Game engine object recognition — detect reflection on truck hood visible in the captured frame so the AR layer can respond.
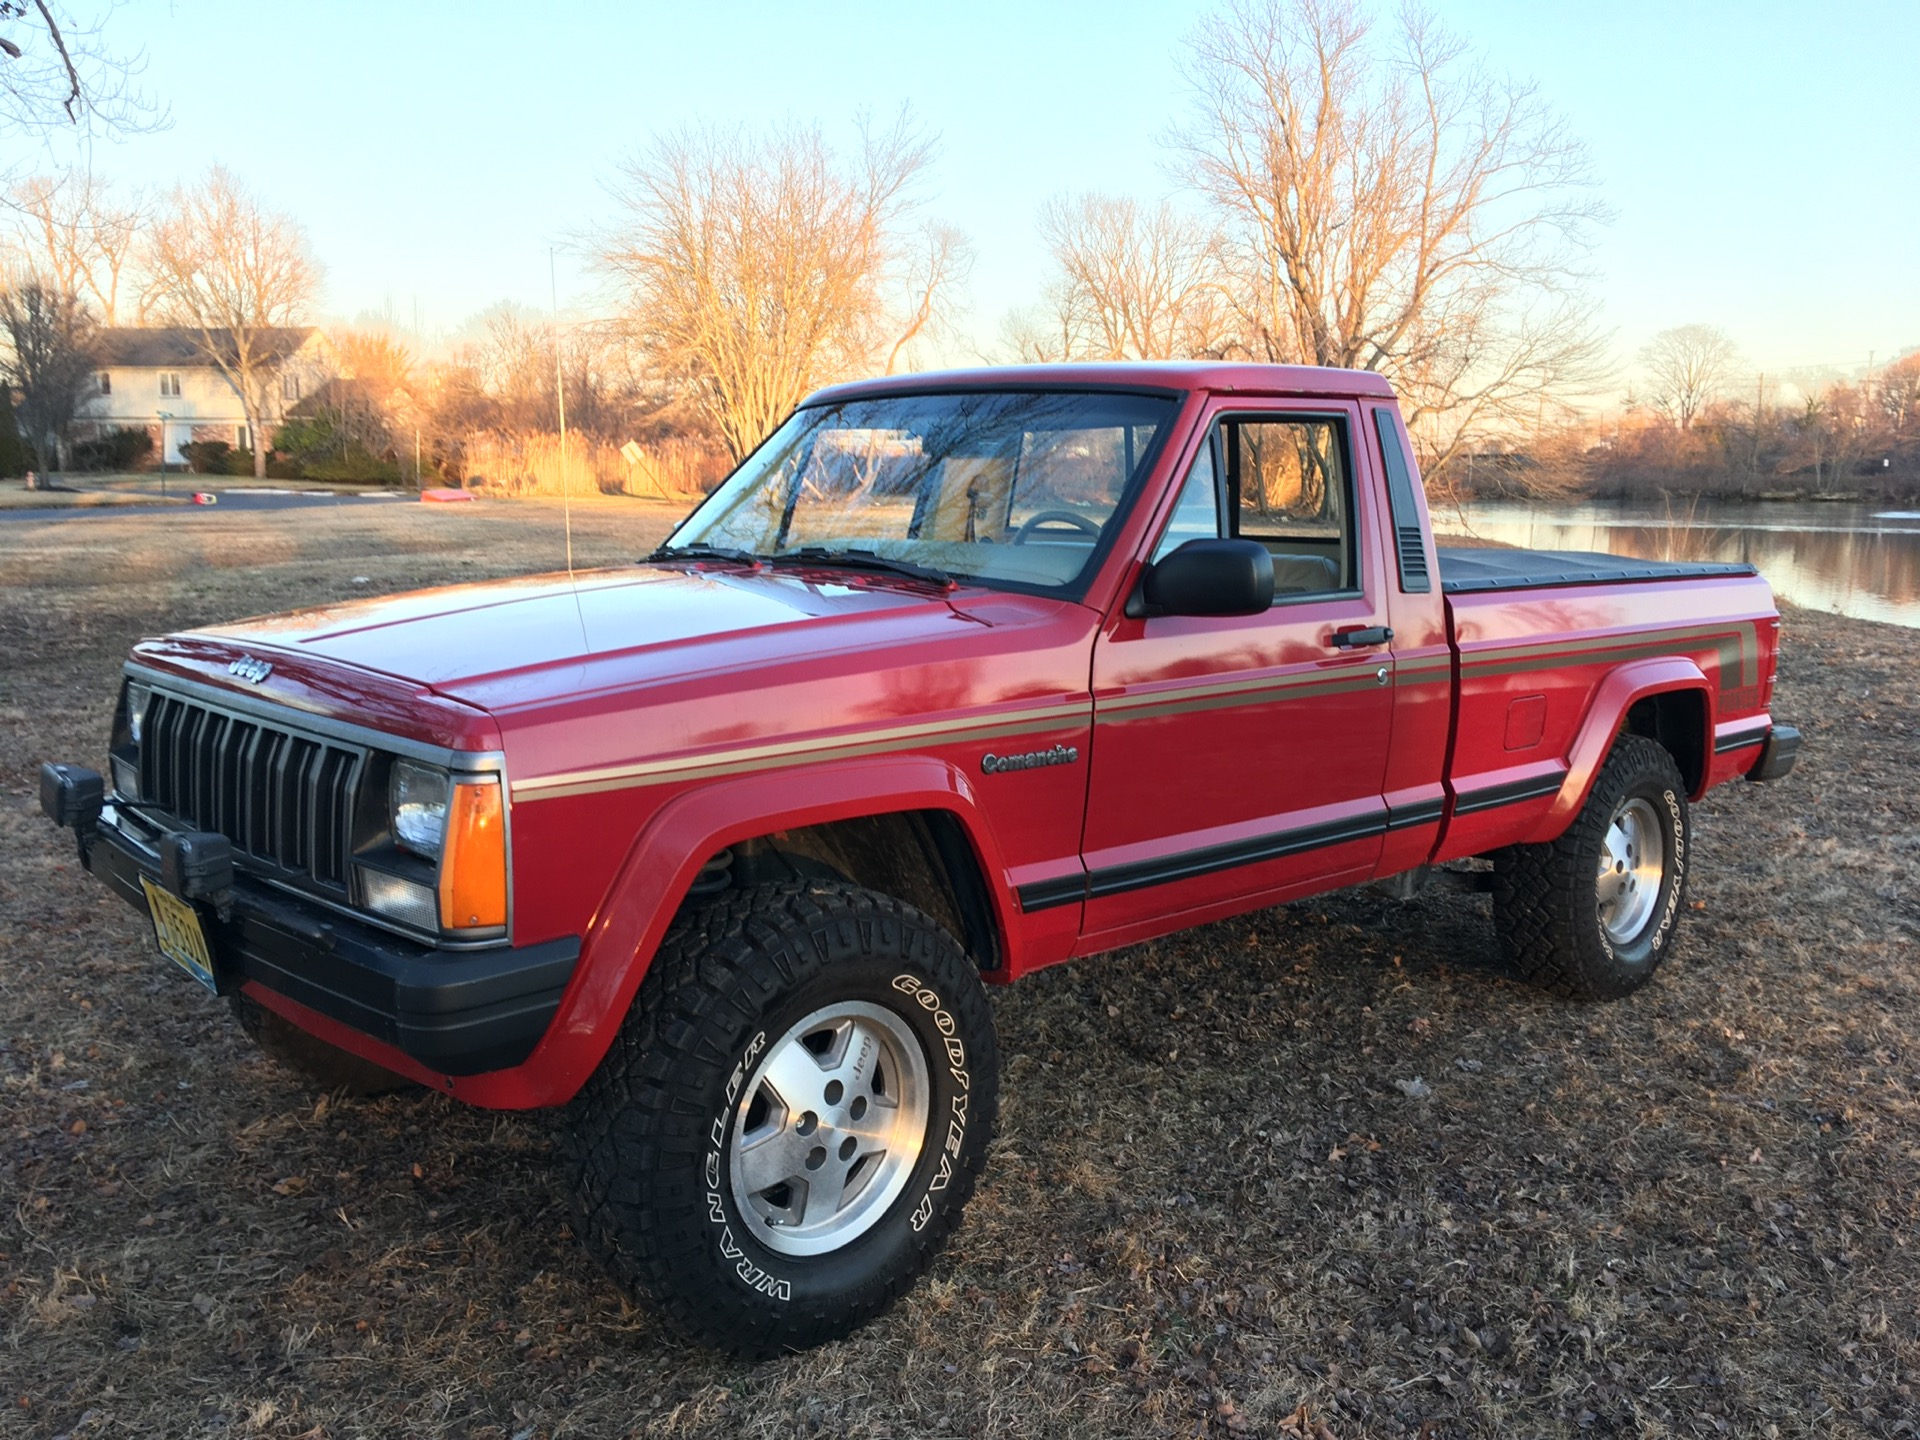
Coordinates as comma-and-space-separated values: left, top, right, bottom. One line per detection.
191, 564, 1031, 712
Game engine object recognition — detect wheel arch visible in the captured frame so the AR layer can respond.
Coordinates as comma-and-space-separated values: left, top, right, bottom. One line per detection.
1523, 656, 1712, 846
500, 755, 1017, 1107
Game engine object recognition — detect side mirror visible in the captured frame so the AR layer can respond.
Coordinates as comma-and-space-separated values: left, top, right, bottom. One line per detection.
1138, 538, 1274, 617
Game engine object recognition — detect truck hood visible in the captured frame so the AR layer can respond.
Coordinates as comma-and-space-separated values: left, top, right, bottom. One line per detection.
186, 563, 1062, 713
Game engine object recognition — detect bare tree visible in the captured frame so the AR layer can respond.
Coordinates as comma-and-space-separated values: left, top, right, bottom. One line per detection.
7, 166, 145, 321
599, 114, 967, 461
1171, 0, 1608, 480
0, 276, 96, 468
1871, 351, 1920, 443
1640, 323, 1738, 430
143, 166, 320, 476
0, 1, 161, 144
1030, 193, 1232, 360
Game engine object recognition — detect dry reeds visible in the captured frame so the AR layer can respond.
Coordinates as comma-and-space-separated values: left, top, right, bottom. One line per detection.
457, 432, 725, 499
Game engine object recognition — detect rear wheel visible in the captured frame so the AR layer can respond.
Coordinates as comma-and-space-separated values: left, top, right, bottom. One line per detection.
1493, 734, 1691, 1000
228, 992, 416, 1096
563, 880, 998, 1357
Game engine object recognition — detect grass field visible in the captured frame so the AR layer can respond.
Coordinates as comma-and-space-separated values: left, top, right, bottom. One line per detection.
2, 499, 1916, 1438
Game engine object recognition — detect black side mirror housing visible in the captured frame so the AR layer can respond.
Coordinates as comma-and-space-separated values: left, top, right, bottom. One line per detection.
1138, 538, 1274, 617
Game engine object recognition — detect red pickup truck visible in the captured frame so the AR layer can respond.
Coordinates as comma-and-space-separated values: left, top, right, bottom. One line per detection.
42, 362, 1798, 1356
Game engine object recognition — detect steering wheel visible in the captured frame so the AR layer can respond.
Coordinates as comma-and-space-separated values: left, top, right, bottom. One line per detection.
1012, 509, 1103, 545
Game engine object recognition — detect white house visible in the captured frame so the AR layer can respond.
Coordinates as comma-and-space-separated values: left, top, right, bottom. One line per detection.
77, 327, 338, 465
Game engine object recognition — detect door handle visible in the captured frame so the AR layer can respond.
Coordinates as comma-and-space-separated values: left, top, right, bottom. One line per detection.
1329, 625, 1393, 649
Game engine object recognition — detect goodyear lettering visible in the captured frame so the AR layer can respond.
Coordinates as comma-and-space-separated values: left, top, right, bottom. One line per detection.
948, 1090, 975, 1159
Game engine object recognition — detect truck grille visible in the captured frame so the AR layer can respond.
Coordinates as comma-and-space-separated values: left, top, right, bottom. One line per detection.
139, 691, 364, 890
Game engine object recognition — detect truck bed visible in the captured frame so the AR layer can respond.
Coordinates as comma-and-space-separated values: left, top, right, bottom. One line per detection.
1436, 547, 1756, 594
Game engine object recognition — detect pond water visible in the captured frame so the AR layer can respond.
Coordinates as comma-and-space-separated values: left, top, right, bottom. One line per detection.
1433, 498, 1920, 630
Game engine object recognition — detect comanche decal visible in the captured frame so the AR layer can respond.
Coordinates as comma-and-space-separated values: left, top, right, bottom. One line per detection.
982, 744, 1078, 774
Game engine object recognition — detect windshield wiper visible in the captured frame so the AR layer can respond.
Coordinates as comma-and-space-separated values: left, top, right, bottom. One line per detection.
646, 542, 763, 567
772, 546, 956, 589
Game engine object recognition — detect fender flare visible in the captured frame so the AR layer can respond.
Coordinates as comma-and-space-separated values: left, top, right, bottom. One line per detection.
1522, 656, 1713, 846
508, 753, 1017, 1105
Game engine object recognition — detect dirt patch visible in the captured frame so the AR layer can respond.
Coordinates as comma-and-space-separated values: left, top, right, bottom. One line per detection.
2, 503, 1915, 1438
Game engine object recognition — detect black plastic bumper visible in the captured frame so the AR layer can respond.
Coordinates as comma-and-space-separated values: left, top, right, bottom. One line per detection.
1748, 724, 1801, 783
80, 806, 577, 1076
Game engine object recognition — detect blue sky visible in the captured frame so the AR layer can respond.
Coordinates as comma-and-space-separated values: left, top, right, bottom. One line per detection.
32, 0, 1920, 390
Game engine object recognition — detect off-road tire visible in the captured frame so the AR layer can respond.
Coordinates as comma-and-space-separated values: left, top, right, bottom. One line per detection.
228, 992, 418, 1096
1493, 734, 1691, 1000
563, 880, 999, 1358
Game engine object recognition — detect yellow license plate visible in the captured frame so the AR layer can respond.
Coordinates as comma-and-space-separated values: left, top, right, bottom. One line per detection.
140, 877, 218, 993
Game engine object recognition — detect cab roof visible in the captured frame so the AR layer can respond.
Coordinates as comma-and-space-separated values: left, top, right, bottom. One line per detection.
805, 360, 1398, 407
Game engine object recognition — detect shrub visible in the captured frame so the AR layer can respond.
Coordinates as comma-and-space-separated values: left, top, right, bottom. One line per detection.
70, 426, 155, 472
271, 412, 402, 484
180, 439, 230, 474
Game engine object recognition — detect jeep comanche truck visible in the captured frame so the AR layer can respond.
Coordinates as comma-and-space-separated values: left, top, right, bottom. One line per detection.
41, 362, 1800, 1356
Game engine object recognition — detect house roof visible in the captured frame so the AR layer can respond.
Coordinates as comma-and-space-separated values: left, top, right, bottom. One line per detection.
92, 327, 319, 368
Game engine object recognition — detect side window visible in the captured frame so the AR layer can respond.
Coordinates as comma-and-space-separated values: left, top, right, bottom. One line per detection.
1221, 416, 1355, 595
1150, 438, 1220, 561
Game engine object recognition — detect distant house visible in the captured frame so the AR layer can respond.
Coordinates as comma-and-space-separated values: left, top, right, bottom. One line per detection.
77, 327, 338, 465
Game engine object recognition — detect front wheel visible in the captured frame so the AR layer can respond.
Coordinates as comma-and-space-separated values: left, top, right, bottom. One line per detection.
563, 881, 998, 1357
1493, 734, 1691, 1000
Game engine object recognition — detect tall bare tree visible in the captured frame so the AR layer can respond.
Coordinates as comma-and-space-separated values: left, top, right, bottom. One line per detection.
143, 166, 320, 476
0, 276, 96, 468
7, 167, 145, 322
1171, 0, 1607, 479
1874, 352, 1920, 442
1030, 193, 1232, 360
599, 114, 967, 461
1639, 323, 1738, 430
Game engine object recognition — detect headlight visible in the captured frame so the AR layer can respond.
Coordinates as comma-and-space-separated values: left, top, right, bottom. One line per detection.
369, 762, 507, 935
110, 754, 141, 801
126, 682, 152, 743
390, 760, 451, 858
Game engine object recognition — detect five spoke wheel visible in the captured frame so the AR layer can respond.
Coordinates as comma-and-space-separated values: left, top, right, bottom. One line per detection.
1596, 795, 1665, 945
730, 1001, 930, 1256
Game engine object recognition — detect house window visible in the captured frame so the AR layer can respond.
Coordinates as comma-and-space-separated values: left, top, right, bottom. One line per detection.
159, 372, 181, 398
237, 426, 250, 452
282, 373, 300, 402
97, 371, 111, 396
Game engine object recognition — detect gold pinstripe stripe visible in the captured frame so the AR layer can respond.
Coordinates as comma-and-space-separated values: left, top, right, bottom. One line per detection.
511, 701, 1090, 800
1458, 621, 1760, 686
1098, 663, 1385, 715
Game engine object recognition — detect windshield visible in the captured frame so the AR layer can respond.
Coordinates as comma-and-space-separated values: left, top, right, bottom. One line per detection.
662, 390, 1175, 593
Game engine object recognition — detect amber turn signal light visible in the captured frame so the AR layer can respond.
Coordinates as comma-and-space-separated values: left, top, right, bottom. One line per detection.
438, 778, 507, 931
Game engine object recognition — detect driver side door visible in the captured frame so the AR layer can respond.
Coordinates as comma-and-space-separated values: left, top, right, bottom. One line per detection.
1076, 400, 1397, 952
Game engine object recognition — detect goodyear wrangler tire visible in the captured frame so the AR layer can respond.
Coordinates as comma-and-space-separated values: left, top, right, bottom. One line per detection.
1492, 734, 1691, 1001
563, 880, 999, 1357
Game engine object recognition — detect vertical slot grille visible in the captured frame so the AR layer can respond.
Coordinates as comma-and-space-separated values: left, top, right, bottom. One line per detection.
137, 690, 362, 891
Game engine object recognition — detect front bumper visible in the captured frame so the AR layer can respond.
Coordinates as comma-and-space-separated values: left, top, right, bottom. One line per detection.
51, 772, 576, 1077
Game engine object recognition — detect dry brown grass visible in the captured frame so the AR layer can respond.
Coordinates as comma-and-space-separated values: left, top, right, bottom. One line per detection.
1, 500, 1916, 1438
